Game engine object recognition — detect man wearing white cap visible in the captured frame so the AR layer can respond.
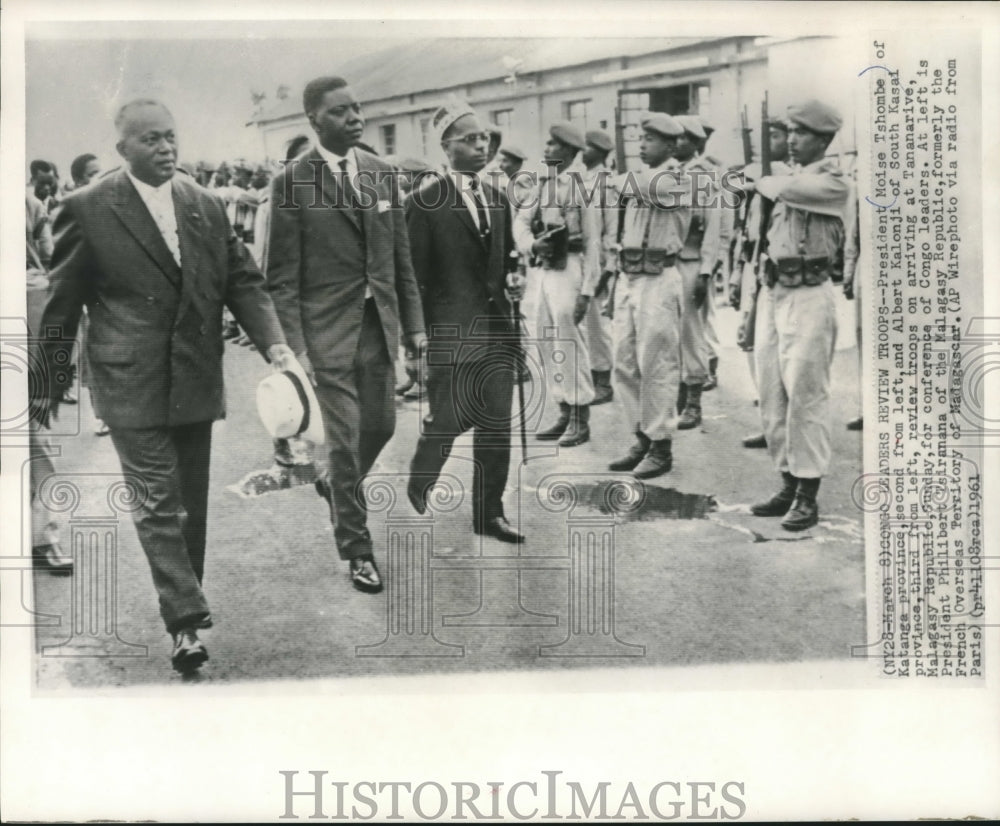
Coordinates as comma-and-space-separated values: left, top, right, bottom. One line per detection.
580, 128, 618, 406
748, 99, 849, 531
672, 115, 722, 431
607, 113, 693, 479
513, 121, 603, 447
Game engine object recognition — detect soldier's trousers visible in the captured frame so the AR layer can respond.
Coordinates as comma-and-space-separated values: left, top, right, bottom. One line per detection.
612, 267, 683, 441
755, 280, 838, 479
677, 258, 711, 385
534, 254, 595, 407
585, 291, 613, 373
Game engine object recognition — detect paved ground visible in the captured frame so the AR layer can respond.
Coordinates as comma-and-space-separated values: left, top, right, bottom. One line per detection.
30, 293, 866, 688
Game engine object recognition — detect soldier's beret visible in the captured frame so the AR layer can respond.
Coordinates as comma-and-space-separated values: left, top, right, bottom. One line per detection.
767, 118, 790, 133
675, 115, 706, 140
584, 129, 614, 152
640, 112, 683, 138
787, 99, 843, 135
549, 121, 586, 151
498, 144, 528, 161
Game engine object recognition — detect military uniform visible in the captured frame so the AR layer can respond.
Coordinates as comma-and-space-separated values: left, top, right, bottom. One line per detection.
580, 128, 619, 405
673, 116, 723, 429
608, 113, 692, 478
751, 99, 849, 530
514, 123, 603, 447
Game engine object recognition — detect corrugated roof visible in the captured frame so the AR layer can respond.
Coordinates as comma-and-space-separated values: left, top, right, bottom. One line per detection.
251, 36, 710, 124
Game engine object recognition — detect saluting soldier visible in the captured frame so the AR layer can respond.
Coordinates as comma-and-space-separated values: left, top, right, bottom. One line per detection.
749, 99, 849, 531
607, 113, 692, 479
513, 121, 603, 447
672, 115, 722, 430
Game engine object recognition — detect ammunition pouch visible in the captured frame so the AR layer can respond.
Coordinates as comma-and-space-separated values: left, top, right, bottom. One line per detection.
620, 247, 677, 275
763, 255, 832, 288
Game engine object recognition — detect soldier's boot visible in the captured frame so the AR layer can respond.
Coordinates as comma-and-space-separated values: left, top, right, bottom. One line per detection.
676, 382, 688, 415
536, 402, 571, 441
559, 405, 591, 447
591, 370, 614, 405
782, 477, 821, 531
632, 438, 673, 479
703, 357, 719, 391
677, 384, 703, 430
608, 431, 651, 472
751, 471, 797, 517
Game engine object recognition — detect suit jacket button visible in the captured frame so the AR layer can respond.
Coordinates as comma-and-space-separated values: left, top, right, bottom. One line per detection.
146, 296, 155, 303
200, 325, 207, 335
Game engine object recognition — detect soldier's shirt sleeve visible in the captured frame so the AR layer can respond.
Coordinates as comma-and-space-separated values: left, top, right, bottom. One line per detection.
579, 198, 603, 297
757, 166, 849, 218
512, 196, 538, 257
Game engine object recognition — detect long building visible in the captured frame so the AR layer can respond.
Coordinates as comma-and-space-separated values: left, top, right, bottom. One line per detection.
250, 35, 860, 172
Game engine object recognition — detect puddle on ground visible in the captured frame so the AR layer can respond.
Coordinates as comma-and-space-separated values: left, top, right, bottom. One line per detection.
573, 481, 717, 520
227, 463, 318, 499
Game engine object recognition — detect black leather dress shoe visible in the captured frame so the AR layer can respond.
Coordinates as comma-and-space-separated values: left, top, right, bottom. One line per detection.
32, 543, 74, 575
741, 433, 767, 449
314, 474, 336, 524
846, 416, 863, 431
350, 555, 383, 593
474, 516, 525, 544
406, 477, 428, 514
170, 628, 208, 673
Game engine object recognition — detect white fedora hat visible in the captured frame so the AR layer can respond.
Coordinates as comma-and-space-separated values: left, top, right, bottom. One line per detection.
256, 359, 325, 445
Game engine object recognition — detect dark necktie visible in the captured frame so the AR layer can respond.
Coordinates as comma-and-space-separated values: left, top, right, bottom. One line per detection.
339, 158, 364, 236
469, 178, 490, 242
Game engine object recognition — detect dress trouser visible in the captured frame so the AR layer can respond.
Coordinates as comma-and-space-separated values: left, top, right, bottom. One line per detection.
677, 258, 710, 385
409, 338, 516, 527
534, 253, 595, 407
612, 267, 683, 441
313, 299, 396, 561
109, 421, 213, 634
754, 280, 838, 478
29, 420, 60, 549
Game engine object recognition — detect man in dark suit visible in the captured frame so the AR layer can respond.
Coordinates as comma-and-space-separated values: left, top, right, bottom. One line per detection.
404, 100, 525, 543
35, 99, 296, 673
267, 76, 426, 592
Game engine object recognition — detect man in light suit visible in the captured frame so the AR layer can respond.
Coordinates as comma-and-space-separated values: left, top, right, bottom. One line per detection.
268, 76, 426, 593
405, 99, 525, 543
36, 99, 296, 673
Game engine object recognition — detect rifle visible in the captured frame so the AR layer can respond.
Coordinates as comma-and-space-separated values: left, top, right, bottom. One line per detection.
728, 106, 754, 307
736, 95, 773, 350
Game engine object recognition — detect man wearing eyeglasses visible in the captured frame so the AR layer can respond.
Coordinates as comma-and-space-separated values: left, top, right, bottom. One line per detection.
405, 99, 525, 543
513, 121, 603, 448
268, 76, 426, 593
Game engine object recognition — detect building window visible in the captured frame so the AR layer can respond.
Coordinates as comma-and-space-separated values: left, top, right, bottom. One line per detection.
647, 83, 710, 116
490, 109, 514, 131
564, 99, 592, 131
380, 124, 397, 157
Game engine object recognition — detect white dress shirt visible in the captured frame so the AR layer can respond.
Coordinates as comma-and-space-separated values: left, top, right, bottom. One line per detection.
127, 171, 181, 267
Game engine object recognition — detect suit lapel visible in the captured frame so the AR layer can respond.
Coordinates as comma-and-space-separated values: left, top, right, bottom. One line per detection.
315, 149, 362, 234
109, 171, 182, 291
173, 178, 209, 323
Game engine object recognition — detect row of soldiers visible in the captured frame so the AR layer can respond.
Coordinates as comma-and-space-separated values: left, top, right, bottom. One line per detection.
497, 99, 851, 532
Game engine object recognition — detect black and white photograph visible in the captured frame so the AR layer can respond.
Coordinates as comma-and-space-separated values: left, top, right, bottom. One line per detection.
2, 1, 997, 822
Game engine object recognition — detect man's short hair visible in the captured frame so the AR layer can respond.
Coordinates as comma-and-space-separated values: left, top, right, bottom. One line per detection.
302, 76, 349, 115
114, 99, 173, 135
29, 159, 55, 179
70, 153, 98, 184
